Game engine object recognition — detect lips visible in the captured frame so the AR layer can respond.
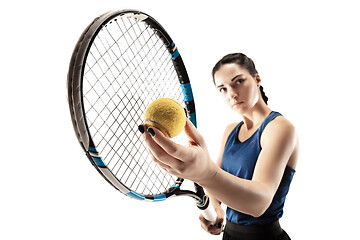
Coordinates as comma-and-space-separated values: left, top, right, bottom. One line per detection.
231, 102, 243, 108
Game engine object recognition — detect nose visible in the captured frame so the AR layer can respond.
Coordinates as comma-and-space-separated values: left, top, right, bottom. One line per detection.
228, 88, 238, 100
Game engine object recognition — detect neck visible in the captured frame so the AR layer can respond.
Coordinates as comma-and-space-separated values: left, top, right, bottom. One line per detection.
241, 101, 271, 130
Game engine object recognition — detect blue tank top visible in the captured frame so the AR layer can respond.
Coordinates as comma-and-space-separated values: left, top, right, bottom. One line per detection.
222, 111, 295, 225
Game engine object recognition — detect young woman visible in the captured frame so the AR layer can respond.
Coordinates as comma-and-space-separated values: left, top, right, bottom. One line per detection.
139, 53, 299, 240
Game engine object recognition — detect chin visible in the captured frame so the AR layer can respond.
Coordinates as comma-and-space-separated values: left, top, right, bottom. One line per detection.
231, 104, 251, 115
231, 106, 245, 114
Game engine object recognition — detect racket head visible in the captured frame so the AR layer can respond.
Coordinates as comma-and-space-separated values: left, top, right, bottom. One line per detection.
67, 10, 196, 201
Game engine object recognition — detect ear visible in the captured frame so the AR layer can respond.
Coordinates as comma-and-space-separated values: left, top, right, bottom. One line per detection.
255, 74, 261, 87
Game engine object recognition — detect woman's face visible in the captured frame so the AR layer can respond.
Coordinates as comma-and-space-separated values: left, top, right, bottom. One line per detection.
214, 63, 260, 114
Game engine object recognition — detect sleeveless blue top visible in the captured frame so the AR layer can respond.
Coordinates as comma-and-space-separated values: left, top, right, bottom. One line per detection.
222, 111, 295, 225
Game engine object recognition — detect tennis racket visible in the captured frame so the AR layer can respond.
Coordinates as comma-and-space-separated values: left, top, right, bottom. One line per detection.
67, 9, 217, 224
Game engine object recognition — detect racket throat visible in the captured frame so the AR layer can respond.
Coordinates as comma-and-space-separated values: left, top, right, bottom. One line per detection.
193, 183, 210, 210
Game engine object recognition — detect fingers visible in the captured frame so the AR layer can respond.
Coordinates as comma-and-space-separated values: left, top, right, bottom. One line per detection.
142, 124, 191, 160
148, 151, 171, 172
138, 120, 209, 181
199, 204, 225, 235
199, 214, 224, 235
184, 118, 206, 147
148, 126, 187, 158
139, 124, 188, 174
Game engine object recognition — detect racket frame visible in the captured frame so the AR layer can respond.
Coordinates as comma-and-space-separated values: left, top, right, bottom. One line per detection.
67, 10, 215, 220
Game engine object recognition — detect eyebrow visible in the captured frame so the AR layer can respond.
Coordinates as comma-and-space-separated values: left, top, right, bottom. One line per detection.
216, 74, 245, 88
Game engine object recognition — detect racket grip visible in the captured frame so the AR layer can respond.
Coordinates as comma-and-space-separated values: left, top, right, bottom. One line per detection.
197, 195, 217, 224
201, 203, 217, 224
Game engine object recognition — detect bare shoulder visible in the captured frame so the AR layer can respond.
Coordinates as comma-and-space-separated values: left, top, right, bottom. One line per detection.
265, 115, 296, 138
220, 122, 239, 146
216, 122, 240, 167
224, 122, 239, 136
261, 115, 299, 169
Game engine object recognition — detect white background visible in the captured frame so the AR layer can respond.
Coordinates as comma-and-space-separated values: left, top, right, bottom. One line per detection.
1, 0, 359, 239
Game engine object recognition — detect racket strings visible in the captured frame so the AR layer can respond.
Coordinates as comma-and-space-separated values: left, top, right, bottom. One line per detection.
83, 15, 185, 196
103, 18, 177, 194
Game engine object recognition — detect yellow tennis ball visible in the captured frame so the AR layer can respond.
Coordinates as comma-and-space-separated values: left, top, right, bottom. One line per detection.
144, 98, 186, 138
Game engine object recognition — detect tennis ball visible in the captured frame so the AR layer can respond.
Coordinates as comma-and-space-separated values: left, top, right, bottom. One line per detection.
144, 98, 186, 138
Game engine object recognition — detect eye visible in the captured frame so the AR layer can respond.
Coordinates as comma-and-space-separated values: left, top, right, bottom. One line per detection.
219, 87, 226, 93
236, 79, 244, 84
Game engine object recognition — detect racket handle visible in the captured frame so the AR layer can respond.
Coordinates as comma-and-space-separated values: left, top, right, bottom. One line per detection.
194, 183, 218, 224
197, 195, 217, 224
201, 202, 217, 224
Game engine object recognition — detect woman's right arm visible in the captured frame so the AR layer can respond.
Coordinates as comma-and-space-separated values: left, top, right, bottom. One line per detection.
199, 123, 237, 235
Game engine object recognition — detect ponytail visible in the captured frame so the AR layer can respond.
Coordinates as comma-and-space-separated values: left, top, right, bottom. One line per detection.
259, 85, 268, 105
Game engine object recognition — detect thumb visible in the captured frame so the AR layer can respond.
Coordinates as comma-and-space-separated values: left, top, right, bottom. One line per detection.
184, 118, 206, 147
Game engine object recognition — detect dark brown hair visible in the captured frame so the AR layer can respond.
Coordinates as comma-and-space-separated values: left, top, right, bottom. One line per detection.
212, 53, 268, 105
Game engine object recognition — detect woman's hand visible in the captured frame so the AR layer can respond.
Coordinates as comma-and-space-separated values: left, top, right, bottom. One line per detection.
139, 118, 218, 185
199, 205, 225, 235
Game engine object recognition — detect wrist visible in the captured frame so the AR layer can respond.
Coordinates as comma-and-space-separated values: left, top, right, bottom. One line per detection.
198, 162, 220, 187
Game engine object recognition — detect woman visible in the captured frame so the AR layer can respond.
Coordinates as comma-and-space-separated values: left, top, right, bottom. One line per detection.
139, 53, 299, 240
